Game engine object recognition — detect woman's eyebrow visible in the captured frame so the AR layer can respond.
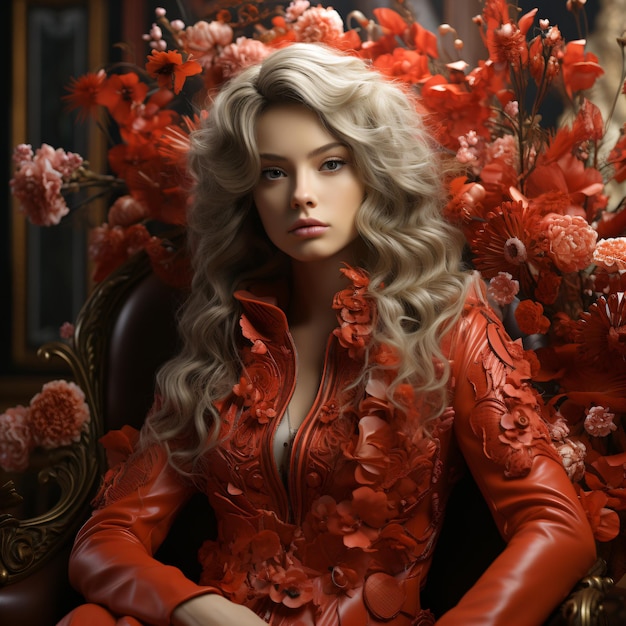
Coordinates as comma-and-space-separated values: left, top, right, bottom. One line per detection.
259, 142, 346, 162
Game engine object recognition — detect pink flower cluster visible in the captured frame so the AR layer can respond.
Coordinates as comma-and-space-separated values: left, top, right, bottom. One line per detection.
9, 144, 83, 226
0, 380, 90, 473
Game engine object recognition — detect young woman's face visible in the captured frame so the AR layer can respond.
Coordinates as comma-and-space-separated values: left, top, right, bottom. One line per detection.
252, 104, 365, 264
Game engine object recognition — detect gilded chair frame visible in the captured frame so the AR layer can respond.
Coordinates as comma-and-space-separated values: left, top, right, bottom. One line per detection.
0, 253, 153, 586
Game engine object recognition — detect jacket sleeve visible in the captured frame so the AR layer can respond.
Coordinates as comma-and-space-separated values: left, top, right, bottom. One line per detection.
437, 296, 597, 626
68, 442, 220, 626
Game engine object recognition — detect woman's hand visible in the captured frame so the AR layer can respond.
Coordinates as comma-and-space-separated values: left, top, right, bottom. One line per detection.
171, 593, 269, 626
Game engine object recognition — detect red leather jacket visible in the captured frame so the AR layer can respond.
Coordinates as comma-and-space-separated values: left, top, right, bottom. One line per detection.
64, 270, 596, 626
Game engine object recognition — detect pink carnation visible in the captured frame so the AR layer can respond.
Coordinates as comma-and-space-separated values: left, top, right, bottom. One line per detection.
584, 405, 617, 437
29, 380, 90, 449
285, 0, 311, 21
487, 271, 520, 306
217, 37, 271, 79
59, 322, 75, 339
10, 143, 83, 226
542, 212, 597, 273
0, 406, 33, 472
182, 20, 233, 68
592, 237, 626, 273
293, 6, 344, 43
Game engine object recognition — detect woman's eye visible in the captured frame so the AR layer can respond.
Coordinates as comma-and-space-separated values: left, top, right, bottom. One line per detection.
321, 159, 346, 172
261, 167, 285, 180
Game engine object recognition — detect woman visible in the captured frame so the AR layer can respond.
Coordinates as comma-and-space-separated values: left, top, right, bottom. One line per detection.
58, 43, 596, 626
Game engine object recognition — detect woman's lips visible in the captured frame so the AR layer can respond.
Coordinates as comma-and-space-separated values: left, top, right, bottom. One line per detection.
289, 219, 329, 237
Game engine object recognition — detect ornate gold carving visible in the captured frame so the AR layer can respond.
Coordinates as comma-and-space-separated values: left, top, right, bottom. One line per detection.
0, 254, 152, 585
560, 559, 616, 626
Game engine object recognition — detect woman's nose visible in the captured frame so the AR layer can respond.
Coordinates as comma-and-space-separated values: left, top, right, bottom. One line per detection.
290, 172, 317, 209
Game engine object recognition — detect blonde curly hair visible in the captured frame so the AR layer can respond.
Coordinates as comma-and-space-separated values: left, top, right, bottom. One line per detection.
144, 43, 471, 475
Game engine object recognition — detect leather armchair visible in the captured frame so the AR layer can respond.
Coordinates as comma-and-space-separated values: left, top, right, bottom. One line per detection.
0, 250, 623, 626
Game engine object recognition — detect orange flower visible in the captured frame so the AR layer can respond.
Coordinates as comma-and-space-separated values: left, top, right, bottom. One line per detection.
29, 380, 90, 449
145, 49, 202, 94
514, 299, 551, 335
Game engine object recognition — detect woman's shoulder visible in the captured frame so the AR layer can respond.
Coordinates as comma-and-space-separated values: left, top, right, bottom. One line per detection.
448, 271, 524, 367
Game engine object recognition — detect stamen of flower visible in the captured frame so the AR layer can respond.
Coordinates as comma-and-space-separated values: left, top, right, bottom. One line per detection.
503, 237, 528, 264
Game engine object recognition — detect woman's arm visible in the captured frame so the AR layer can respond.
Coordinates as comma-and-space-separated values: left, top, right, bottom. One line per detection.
439, 303, 597, 626
68, 444, 219, 626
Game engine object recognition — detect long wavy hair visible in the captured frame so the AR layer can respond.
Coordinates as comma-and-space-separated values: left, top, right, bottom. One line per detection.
143, 42, 472, 475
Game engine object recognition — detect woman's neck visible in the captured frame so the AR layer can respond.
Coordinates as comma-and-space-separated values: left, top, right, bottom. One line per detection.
288, 257, 348, 328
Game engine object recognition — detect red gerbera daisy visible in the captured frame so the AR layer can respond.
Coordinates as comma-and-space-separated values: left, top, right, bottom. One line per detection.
470, 201, 542, 295
577, 293, 626, 366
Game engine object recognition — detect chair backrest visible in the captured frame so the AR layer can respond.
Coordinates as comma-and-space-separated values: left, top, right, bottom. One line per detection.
0, 250, 185, 625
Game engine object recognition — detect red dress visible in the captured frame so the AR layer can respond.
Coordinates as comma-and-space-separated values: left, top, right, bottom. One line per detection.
58, 269, 596, 626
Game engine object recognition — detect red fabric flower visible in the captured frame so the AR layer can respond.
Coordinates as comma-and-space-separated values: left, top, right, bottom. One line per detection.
332, 266, 374, 359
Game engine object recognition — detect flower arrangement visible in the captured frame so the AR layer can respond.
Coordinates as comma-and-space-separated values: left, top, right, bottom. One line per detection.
0, 380, 90, 472
7, 0, 626, 579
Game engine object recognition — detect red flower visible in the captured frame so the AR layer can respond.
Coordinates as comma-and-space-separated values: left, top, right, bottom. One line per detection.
561, 40, 604, 97
576, 488, 621, 542
268, 565, 314, 608
89, 223, 152, 282
96, 72, 148, 125
62, 69, 106, 121
99, 424, 140, 469
514, 299, 551, 335
470, 201, 540, 293
577, 293, 626, 365
145, 49, 202, 94
373, 48, 430, 84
